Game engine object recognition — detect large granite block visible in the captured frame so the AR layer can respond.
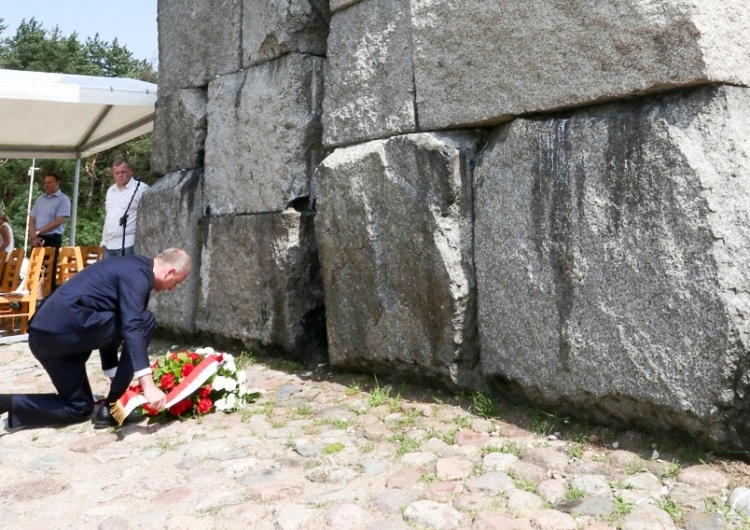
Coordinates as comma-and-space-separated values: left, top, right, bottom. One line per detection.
204, 53, 324, 215
474, 86, 750, 451
242, 0, 330, 67
136, 169, 205, 334
151, 88, 207, 176
316, 132, 481, 386
157, 0, 242, 90
322, 0, 416, 148
412, 0, 750, 130
195, 210, 326, 364
330, 0, 362, 13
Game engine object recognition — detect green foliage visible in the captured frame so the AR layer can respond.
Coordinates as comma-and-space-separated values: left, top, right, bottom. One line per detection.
656, 497, 681, 520
531, 410, 559, 436
387, 433, 422, 456
368, 378, 392, 408
470, 391, 495, 419
565, 486, 585, 500
480, 441, 521, 457
322, 442, 345, 455
567, 443, 584, 460
608, 495, 634, 522
0, 16, 156, 250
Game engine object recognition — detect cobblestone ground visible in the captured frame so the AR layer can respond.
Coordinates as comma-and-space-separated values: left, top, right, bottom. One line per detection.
2, 338, 750, 530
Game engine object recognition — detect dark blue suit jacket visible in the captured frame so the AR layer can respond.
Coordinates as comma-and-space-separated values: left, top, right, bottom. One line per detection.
29, 255, 155, 373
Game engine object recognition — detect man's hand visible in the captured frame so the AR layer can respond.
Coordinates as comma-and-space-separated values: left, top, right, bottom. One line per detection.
139, 374, 167, 411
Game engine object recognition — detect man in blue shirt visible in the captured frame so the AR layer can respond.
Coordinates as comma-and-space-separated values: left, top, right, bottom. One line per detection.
28, 172, 70, 249
28, 172, 71, 292
0, 248, 191, 432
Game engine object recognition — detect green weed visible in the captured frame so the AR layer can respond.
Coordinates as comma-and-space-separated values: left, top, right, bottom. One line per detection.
470, 391, 495, 418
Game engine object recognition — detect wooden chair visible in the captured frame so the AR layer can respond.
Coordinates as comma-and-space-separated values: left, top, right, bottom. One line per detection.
56, 246, 85, 286
0, 247, 49, 334
81, 245, 104, 267
37, 246, 56, 300
0, 248, 26, 293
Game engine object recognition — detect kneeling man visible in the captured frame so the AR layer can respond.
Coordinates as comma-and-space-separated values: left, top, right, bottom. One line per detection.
0, 248, 191, 432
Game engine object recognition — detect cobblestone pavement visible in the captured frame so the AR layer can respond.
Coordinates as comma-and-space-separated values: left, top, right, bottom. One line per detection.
2, 339, 750, 530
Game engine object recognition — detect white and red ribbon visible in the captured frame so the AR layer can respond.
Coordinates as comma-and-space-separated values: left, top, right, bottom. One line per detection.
110, 354, 221, 426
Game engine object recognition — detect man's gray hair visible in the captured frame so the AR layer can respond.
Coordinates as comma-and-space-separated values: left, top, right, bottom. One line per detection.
156, 248, 191, 275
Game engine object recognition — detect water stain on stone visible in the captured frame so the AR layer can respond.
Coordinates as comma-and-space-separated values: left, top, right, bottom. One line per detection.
531, 118, 576, 370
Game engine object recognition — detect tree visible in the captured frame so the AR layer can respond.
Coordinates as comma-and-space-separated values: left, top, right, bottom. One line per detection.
0, 17, 157, 249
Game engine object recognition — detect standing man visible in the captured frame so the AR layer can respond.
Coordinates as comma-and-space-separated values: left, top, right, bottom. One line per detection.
101, 157, 150, 258
28, 172, 70, 249
0, 248, 191, 433
28, 172, 71, 293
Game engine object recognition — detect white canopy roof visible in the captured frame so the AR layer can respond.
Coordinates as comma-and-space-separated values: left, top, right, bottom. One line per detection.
0, 68, 157, 159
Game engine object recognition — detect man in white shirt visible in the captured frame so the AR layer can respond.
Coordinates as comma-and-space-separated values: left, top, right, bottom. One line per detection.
101, 158, 150, 258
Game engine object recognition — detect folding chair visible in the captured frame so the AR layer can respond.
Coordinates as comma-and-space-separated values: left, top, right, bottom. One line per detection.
57, 246, 85, 286
81, 245, 104, 267
0, 247, 49, 334
0, 249, 26, 293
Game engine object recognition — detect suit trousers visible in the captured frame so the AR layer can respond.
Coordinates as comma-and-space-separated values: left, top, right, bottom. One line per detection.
11, 311, 155, 428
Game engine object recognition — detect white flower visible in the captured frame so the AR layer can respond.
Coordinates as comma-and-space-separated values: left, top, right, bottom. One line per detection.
236, 370, 247, 384
224, 377, 237, 392
194, 346, 216, 355
212, 375, 237, 393
212, 375, 229, 392
215, 393, 237, 412
221, 355, 237, 373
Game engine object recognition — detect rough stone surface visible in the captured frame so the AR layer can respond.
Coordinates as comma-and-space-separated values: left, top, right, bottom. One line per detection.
403, 500, 462, 530
411, 0, 750, 131
475, 85, 750, 451
620, 504, 677, 530
194, 209, 326, 364
136, 169, 204, 333
242, 0, 330, 67
322, 0, 416, 148
677, 465, 730, 492
315, 132, 480, 385
330, 0, 362, 13
204, 53, 324, 215
729, 487, 750, 517
683, 511, 726, 530
2, 338, 750, 529
148, 0, 750, 456
151, 88, 208, 175
157, 0, 242, 90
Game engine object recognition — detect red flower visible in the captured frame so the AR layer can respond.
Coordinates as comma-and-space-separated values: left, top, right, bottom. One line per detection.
181, 363, 195, 377
189, 353, 201, 363
196, 398, 213, 414
171, 353, 179, 361
160, 373, 175, 391
199, 384, 212, 398
168, 398, 193, 416
143, 404, 159, 416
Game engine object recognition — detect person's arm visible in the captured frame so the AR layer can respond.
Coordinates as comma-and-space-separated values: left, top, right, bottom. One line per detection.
118, 265, 165, 409
0, 223, 10, 247
27, 214, 43, 247
139, 374, 166, 410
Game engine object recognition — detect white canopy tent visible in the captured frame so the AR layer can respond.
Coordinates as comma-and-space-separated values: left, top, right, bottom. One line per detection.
0, 68, 157, 245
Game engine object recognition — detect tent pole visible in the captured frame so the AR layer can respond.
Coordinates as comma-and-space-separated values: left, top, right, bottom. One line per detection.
70, 156, 81, 245
23, 160, 39, 255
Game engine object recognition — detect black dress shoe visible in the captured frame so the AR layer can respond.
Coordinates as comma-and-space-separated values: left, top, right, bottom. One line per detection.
92, 404, 144, 429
